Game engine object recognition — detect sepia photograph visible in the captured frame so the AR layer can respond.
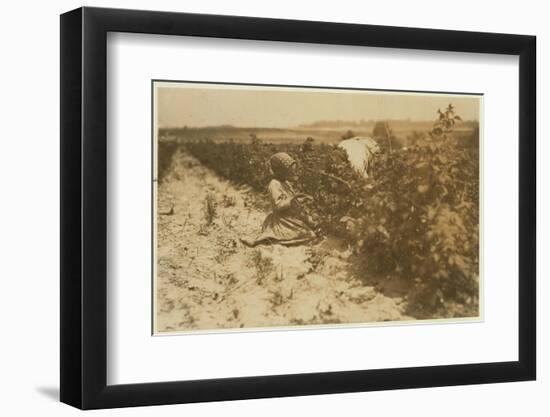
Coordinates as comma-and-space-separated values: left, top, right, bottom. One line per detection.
153, 81, 481, 334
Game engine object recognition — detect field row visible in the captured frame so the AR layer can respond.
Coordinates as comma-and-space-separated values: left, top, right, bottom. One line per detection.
159, 128, 479, 316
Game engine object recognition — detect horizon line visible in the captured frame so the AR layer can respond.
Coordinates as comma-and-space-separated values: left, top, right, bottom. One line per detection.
158, 119, 480, 130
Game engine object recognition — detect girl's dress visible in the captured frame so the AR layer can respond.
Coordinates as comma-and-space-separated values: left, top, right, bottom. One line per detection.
246, 179, 315, 246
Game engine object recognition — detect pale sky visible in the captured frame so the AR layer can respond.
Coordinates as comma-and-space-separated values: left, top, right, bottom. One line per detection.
156, 82, 481, 128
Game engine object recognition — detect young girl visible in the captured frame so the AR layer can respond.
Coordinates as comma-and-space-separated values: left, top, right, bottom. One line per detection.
240, 152, 316, 247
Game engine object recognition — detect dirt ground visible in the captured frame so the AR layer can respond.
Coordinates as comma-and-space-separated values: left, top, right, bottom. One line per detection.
155, 151, 412, 333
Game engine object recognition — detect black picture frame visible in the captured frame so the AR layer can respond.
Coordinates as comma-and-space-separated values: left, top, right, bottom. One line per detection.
60, 6, 536, 410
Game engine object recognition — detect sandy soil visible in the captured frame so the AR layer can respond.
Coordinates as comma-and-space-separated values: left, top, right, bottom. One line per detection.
155, 151, 411, 333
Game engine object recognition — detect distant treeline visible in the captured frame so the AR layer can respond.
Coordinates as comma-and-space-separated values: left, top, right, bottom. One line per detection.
299, 119, 479, 130
159, 119, 478, 134
158, 119, 479, 148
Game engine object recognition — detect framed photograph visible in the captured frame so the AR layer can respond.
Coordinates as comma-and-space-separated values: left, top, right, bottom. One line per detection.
60, 6, 536, 409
